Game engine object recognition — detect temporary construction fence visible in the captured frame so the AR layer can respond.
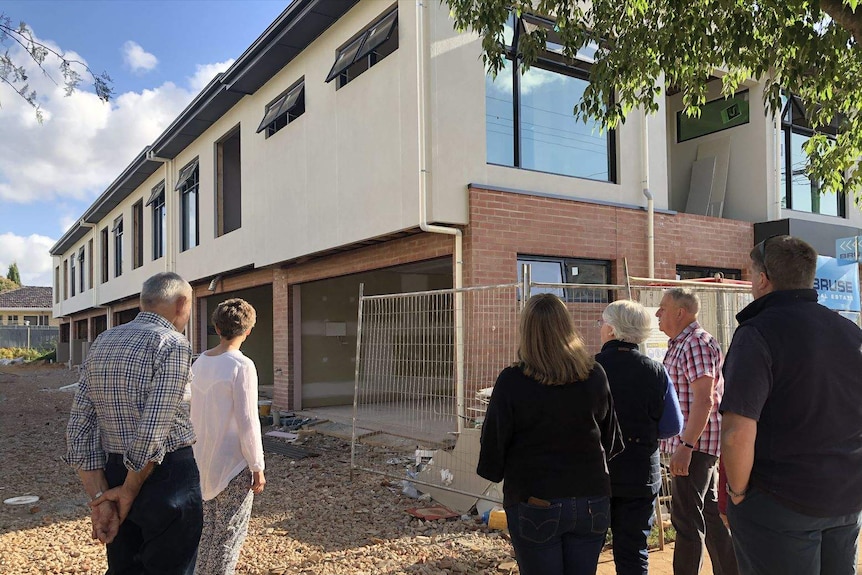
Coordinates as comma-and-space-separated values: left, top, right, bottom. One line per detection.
350, 275, 753, 516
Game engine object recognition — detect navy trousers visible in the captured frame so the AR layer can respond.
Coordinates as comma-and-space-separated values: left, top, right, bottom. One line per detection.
505, 495, 610, 575
611, 495, 656, 575
728, 487, 862, 575
104, 447, 203, 575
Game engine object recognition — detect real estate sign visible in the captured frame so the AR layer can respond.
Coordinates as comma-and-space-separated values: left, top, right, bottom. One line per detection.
815, 255, 860, 312
836, 236, 862, 266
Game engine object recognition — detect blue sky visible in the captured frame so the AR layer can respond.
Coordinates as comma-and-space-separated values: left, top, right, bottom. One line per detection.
0, 0, 290, 285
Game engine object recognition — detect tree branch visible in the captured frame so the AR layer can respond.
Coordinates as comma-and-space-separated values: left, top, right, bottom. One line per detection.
821, 0, 862, 42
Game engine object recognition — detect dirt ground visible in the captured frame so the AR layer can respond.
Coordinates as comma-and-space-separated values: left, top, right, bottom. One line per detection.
0, 364, 523, 575
11, 364, 855, 575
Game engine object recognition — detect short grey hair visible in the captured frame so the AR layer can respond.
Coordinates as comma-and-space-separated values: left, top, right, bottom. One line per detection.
664, 287, 700, 315
140, 272, 191, 308
603, 300, 652, 344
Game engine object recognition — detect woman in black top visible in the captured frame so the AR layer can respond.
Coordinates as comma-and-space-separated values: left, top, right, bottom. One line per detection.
595, 300, 683, 575
477, 294, 624, 575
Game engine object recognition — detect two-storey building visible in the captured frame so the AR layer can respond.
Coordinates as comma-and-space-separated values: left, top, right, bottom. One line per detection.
50, 0, 862, 412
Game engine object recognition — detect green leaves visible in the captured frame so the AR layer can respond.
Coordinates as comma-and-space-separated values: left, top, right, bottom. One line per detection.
444, 0, 862, 203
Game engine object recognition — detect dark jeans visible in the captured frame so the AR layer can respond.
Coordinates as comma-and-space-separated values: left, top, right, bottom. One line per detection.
728, 487, 862, 575
671, 451, 738, 575
104, 447, 203, 575
611, 495, 656, 575
505, 495, 610, 575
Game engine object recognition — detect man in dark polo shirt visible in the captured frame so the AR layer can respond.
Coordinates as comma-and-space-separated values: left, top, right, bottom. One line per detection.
720, 235, 862, 575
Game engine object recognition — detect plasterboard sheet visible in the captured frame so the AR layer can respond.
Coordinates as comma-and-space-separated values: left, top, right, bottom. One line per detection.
696, 137, 731, 216
415, 428, 492, 513
685, 157, 716, 216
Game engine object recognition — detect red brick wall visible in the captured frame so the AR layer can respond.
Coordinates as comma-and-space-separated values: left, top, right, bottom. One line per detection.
460, 186, 755, 398
465, 187, 754, 287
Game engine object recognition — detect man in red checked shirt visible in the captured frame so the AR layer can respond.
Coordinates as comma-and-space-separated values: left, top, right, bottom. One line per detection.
656, 288, 738, 575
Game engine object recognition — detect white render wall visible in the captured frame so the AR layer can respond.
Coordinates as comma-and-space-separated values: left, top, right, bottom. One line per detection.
427, 3, 670, 212
55, 0, 700, 319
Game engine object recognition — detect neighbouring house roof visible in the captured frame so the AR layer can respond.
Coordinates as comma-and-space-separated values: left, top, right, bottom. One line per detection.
0, 286, 54, 309
50, 0, 360, 256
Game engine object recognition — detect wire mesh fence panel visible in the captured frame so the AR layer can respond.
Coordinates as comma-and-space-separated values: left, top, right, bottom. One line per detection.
350, 279, 754, 509
630, 282, 753, 355
351, 285, 520, 508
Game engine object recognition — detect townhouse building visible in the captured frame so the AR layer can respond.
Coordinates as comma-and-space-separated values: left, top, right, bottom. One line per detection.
50, 0, 862, 412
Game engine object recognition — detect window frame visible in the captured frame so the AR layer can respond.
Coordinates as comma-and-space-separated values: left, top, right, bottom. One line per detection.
112, 216, 123, 277
325, 8, 398, 89
78, 247, 85, 293
148, 181, 166, 261
486, 13, 616, 183
70, 254, 76, 297
177, 159, 200, 252
100, 227, 109, 284
517, 255, 612, 303
132, 199, 144, 269
780, 95, 846, 217
257, 79, 305, 137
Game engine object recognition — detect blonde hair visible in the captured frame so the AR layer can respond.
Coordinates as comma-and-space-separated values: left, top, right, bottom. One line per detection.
211, 298, 256, 339
603, 300, 651, 344
516, 294, 595, 385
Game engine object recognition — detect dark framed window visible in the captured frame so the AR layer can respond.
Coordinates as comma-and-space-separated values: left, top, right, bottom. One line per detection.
63, 259, 68, 300
676, 265, 741, 281
257, 80, 304, 137
486, 14, 615, 182
132, 200, 144, 269
325, 8, 398, 89
677, 91, 750, 142
87, 239, 93, 289
147, 181, 166, 260
70, 254, 76, 297
517, 255, 611, 302
112, 216, 123, 277
100, 227, 109, 284
78, 247, 85, 293
54, 266, 60, 303
176, 159, 200, 251
780, 94, 846, 217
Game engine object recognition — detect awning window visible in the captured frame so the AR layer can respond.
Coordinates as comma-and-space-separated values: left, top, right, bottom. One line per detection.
256, 81, 305, 134
145, 181, 165, 206
174, 158, 199, 191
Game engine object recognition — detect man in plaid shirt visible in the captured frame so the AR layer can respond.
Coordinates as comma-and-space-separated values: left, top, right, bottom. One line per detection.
657, 287, 738, 575
66, 272, 202, 574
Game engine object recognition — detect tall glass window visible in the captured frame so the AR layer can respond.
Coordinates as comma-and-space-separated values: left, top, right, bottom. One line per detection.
485, 14, 614, 182
780, 95, 845, 217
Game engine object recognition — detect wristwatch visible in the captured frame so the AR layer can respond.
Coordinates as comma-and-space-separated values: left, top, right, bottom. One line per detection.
679, 438, 696, 449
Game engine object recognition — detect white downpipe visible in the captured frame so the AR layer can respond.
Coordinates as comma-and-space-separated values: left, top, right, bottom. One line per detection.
146, 152, 174, 273
416, 0, 465, 432
642, 112, 655, 279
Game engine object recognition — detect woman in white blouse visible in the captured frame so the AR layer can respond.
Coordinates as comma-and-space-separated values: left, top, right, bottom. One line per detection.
190, 298, 265, 575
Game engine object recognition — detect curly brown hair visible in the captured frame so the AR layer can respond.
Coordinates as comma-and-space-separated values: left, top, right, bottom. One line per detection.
211, 298, 256, 339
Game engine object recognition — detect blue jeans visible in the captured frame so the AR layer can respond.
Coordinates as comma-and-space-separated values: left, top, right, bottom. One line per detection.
728, 486, 862, 575
611, 495, 655, 575
505, 495, 610, 575
104, 447, 203, 575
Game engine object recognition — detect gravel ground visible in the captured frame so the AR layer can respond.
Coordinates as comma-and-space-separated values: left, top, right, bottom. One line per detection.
0, 364, 519, 575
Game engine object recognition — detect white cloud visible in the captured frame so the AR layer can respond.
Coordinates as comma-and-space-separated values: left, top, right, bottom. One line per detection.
122, 41, 158, 73
0, 233, 56, 286
188, 59, 235, 92
0, 31, 224, 207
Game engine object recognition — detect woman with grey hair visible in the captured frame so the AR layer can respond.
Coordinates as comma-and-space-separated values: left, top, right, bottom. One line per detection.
596, 300, 683, 575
